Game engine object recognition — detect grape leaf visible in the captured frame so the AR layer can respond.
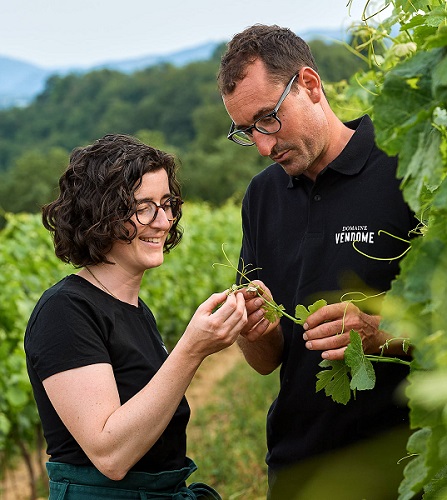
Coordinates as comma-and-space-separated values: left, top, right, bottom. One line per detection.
294, 305, 310, 325
316, 359, 351, 405
398, 428, 431, 500
308, 299, 328, 314
344, 330, 376, 391
294, 299, 327, 325
262, 301, 285, 323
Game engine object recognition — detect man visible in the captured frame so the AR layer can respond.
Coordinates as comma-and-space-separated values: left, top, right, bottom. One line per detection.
218, 25, 415, 499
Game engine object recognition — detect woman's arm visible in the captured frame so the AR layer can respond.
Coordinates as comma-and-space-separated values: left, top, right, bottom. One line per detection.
43, 290, 247, 480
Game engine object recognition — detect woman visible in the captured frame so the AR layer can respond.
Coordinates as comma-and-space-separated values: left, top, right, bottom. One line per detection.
24, 134, 253, 499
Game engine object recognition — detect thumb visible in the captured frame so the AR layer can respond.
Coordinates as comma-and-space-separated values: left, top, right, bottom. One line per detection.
199, 290, 230, 314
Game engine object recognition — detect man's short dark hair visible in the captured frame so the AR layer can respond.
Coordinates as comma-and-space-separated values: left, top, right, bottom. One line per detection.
217, 24, 320, 95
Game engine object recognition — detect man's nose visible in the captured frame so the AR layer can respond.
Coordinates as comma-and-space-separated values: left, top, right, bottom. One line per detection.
252, 130, 276, 157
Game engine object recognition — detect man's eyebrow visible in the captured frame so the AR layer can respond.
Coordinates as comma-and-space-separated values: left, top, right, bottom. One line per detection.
235, 106, 274, 130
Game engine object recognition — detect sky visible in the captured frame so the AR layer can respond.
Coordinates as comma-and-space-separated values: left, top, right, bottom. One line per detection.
0, 0, 375, 69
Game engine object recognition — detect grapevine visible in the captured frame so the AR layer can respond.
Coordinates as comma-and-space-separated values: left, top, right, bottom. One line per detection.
216, 245, 412, 405
349, 1, 447, 497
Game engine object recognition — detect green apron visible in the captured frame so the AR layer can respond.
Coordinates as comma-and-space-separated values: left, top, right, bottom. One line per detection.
46, 458, 221, 499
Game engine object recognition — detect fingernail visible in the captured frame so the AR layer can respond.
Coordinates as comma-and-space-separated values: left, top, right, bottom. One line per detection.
303, 333, 308, 341
305, 341, 312, 349
303, 322, 309, 330
322, 352, 329, 359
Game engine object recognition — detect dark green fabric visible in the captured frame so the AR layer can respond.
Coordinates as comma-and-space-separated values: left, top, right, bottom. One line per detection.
46, 458, 221, 499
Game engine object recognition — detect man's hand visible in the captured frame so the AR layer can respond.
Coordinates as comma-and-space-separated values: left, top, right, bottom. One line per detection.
303, 302, 384, 360
235, 280, 283, 375
239, 280, 280, 342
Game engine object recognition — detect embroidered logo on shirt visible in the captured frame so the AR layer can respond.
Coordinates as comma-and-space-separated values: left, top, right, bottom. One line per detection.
335, 226, 375, 245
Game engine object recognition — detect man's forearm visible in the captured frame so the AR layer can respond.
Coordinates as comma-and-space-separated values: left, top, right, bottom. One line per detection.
237, 326, 284, 375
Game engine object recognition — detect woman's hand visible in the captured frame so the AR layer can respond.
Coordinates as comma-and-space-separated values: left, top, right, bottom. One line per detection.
181, 290, 248, 359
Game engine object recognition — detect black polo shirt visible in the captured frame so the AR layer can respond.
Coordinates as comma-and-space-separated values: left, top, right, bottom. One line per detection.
239, 115, 415, 470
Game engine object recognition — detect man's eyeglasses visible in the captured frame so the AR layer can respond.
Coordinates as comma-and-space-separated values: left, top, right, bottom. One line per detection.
134, 196, 183, 225
227, 73, 298, 147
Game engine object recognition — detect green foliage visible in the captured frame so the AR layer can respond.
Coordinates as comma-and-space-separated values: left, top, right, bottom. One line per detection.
345, 330, 376, 391
180, 138, 269, 204
0, 62, 220, 170
346, 1, 447, 497
294, 299, 328, 325
0, 213, 68, 479
0, 147, 68, 216
316, 359, 351, 405
316, 331, 377, 405
0, 43, 368, 210
309, 39, 369, 83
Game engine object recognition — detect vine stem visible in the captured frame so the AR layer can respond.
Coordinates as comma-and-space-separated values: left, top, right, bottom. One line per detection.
215, 245, 413, 360
366, 355, 411, 366
225, 282, 300, 324
261, 295, 301, 324
352, 229, 412, 261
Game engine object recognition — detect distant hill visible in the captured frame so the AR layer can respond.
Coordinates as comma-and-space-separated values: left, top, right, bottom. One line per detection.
0, 41, 220, 109
0, 56, 52, 108
0, 28, 346, 109
92, 41, 220, 73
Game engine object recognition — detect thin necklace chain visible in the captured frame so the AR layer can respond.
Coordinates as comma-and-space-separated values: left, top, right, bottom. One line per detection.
85, 266, 118, 299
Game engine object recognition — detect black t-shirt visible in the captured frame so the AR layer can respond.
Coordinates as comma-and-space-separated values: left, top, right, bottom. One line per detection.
239, 115, 416, 470
25, 274, 190, 473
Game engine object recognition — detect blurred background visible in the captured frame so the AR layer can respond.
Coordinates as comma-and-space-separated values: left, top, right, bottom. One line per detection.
0, 0, 376, 215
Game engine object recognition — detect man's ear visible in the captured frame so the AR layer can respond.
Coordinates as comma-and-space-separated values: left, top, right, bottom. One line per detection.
299, 66, 322, 103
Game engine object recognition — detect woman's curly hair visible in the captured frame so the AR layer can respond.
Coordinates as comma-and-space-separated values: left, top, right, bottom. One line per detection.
42, 134, 183, 267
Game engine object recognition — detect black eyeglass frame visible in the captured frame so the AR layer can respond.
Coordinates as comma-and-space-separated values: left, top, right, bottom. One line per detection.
134, 196, 183, 225
227, 73, 299, 146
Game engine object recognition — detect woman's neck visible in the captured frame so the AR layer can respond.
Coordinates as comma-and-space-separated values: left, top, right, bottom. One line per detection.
78, 264, 142, 307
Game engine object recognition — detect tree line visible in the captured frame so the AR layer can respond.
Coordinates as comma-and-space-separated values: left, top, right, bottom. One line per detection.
0, 40, 367, 217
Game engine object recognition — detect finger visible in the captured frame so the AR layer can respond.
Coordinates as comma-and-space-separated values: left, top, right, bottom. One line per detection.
304, 319, 346, 340
321, 346, 347, 361
305, 302, 353, 328
216, 292, 248, 329
251, 280, 274, 301
245, 296, 265, 315
212, 292, 238, 320
238, 286, 259, 301
200, 290, 232, 314
241, 308, 265, 335
242, 317, 271, 342
304, 331, 350, 352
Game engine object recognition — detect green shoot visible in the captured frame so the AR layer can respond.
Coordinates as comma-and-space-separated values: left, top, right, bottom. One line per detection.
352, 230, 412, 261
213, 244, 297, 324
214, 245, 412, 405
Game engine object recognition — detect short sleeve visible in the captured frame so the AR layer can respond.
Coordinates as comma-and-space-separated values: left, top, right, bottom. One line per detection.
25, 292, 112, 381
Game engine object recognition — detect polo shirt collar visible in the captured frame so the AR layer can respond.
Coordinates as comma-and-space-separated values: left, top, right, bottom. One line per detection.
288, 114, 375, 188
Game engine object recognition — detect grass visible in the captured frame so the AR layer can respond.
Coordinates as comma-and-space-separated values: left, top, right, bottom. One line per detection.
186, 360, 279, 500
